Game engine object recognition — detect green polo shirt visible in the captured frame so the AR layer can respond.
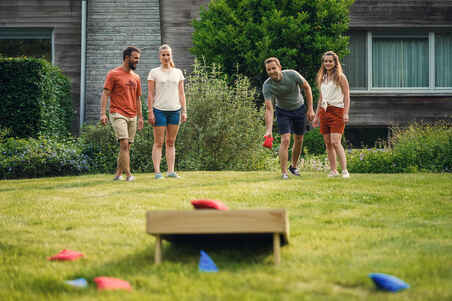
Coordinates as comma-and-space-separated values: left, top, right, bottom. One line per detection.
262, 70, 305, 111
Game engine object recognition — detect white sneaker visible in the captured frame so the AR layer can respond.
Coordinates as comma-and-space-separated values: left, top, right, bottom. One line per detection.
126, 175, 135, 182
341, 170, 350, 178
328, 170, 339, 177
281, 174, 289, 180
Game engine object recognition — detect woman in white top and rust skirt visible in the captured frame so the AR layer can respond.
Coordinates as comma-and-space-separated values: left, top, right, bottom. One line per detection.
147, 44, 187, 179
313, 51, 350, 178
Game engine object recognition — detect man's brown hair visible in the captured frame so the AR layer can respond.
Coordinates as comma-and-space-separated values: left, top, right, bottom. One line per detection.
264, 57, 281, 67
123, 46, 141, 61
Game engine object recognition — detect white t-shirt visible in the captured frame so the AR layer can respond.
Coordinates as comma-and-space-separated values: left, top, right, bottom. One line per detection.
147, 67, 185, 111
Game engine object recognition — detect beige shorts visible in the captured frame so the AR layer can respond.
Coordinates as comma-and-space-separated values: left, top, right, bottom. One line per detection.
110, 112, 137, 143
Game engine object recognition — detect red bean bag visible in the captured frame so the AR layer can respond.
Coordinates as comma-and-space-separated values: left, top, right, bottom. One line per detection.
262, 135, 273, 149
48, 249, 84, 261
94, 277, 132, 291
191, 199, 229, 210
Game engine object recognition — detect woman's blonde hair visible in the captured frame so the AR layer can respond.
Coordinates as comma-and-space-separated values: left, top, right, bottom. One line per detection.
159, 44, 175, 68
315, 51, 344, 88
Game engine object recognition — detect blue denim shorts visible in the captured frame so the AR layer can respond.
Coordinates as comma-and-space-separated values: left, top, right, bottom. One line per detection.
153, 108, 181, 126
275, 105, 306, 135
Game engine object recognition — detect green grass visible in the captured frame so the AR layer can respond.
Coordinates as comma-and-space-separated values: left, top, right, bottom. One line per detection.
0, 171, 451, 301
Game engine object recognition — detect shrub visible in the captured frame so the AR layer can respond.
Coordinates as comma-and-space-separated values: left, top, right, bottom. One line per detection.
79, 124, 119, 174
0, 136, 89, 179
391, 122, 452, 172
176, 62, 272, 171
0, 57, 73, 138
130, 124, 155, 173
346, 122, 452, 173
79, 123, 158, 174
347, 148, 397, 173
192, 0, 353, 95
303, 127, 325, 155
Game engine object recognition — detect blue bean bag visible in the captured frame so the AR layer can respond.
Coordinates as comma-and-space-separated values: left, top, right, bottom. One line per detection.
369, 273, 410, 292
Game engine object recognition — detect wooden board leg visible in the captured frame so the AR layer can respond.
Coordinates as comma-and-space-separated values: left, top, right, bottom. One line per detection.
273, 233, 280, 265
155, 235, 162, 265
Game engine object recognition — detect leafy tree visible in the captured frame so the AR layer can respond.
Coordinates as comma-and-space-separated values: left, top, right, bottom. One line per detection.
191, 0, 354, 101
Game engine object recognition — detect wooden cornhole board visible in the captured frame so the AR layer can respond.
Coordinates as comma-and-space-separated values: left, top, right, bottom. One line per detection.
146, 209, 289, 265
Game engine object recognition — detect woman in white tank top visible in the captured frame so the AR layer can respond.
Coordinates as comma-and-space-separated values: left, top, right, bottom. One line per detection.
313, 51, 351, 178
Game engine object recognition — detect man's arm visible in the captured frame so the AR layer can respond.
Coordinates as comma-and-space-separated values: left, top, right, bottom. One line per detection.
301, 80, 315, 121
100, 89, 110, 125
137, 95, 144, 130
264, 99, 274, 137
312, 92, 322, 128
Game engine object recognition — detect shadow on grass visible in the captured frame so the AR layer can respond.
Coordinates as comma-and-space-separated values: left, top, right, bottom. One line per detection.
64, 237, 276, 279
160, 236, 277, 270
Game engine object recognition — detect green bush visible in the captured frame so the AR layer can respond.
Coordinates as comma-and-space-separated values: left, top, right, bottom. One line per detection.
79, 124, 119, 174
303, 127, 325, 155
347, 148, 397, 173
130, 124, 155, 173
176, 62, 272, 171
391, 122, 452, 172
79, 123, 158, 174
0, 136, 89, 179
192, 0, 353, 95
0, 57, 73, 138
346, 122, 452, 173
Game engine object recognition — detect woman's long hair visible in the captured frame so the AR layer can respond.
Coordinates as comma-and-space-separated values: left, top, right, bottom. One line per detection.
315, 51, 344, 88
159, 44, 175, 68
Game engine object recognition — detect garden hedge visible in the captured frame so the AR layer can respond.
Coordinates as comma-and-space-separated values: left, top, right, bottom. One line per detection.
0, 57, 72, 138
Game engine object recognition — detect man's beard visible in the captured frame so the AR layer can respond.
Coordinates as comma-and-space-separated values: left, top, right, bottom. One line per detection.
129, 62, 136, 70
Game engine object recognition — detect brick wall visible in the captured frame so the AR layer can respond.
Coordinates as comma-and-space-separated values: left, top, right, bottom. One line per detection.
85, 0, 161, 123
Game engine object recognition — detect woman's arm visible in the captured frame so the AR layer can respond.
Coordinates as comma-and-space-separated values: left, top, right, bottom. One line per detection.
178, 80, 187, 122
147, 80, 156, 125
339, 74, 350, 123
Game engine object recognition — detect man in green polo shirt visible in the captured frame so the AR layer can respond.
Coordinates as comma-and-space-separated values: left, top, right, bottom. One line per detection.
263, 57, 315, 179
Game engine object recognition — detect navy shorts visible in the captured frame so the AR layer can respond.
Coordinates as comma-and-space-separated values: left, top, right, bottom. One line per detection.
153, 108, 180, 126
275, 105, 306, 135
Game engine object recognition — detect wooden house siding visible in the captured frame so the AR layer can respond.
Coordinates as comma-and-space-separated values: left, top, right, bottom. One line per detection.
160, 0, 210, 73
349, 0, 452, 28
349, 95, 452, 127
347, 0, 452, 126
84, 0, 161, 122
0, 0, 82, 132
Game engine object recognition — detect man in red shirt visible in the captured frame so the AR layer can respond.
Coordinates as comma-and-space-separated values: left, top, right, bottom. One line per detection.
100, 46, 144, 181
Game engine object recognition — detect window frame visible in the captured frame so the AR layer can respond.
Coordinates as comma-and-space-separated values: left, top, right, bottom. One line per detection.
0, 27, 54, 64
348, 30, 452, 94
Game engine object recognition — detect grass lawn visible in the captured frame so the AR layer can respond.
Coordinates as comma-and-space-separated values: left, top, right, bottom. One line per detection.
0, 171, 451, 301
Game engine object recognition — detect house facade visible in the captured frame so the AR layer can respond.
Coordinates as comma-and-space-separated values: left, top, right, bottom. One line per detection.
1, 0, 451, 134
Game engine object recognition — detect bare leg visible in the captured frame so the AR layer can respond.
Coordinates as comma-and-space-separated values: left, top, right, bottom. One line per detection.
291, 134, 304, 168
118, 139, 131, 177
330, 133, 347, 171
152, 127, 166, 174
165, 124, 180, 174
323, 134, 337, 173
115, 155, 122, 178
279, 133, 291, 175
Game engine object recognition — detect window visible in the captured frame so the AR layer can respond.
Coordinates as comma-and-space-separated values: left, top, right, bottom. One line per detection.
343, 30, 452, 92
0, 28, 53, 63
435, 32, 452, 88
